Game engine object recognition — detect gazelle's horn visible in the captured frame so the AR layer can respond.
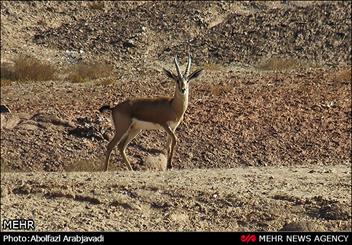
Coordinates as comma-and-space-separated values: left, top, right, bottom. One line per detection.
174, 56, 182, 78
184, 54, 192, 77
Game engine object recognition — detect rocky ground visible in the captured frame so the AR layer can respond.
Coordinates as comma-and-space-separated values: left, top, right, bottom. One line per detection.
0, 1, 351, 231
0, 67, 351, 172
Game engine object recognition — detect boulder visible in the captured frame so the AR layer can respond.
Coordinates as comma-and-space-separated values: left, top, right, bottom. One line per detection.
144, 153, 168, 171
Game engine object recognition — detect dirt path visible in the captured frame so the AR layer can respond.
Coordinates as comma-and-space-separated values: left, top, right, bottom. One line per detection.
1, 164, 350, 231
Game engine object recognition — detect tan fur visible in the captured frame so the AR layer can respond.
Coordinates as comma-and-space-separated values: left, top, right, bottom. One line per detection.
115, 97, 181, 125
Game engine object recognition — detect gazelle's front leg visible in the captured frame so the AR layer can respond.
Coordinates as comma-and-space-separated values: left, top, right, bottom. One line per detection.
163, 125, 177, 169
166, 136, 172, 156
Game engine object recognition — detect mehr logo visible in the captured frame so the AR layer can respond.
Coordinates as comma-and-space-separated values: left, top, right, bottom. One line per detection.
241, 234, 257, 243
2, 219, 35, 230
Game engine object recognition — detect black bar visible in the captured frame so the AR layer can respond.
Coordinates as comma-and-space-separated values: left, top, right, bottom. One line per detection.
1, 232, 351, 244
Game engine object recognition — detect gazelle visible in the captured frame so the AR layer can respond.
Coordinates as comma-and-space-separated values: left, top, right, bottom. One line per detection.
99, 55, 203, 171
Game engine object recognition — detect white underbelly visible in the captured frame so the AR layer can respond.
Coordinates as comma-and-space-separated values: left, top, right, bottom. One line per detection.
132, 118, 163, 130
167, 120, 181, 131
132, 119, 182, 131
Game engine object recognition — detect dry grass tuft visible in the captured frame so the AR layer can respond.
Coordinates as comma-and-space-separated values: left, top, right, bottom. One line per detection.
64, 159, 103, 172
1, 55, 56, 82
68, 62, 114, 83
0, 79, 12, 87
202, 62, 223, 71
257, 57, 300, 71
330, 68, 351, 83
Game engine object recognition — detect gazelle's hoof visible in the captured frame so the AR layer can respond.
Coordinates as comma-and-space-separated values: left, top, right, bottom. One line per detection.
166, 162, 173, 170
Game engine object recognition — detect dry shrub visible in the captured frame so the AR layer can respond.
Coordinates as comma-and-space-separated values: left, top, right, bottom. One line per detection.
1, 55, 56, 82
68, 62, 114, 83
95, 77, 115, 86
257, 57, 300, 71
67, 73, 84, 84
0, 62, 14, 80
88, 1, 105, 11
207, 82, 233, 96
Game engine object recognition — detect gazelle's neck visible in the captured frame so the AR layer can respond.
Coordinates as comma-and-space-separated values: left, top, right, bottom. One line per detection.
171, 87, 189, 117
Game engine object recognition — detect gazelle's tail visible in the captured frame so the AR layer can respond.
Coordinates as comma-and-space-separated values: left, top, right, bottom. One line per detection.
99, 105, 112, 113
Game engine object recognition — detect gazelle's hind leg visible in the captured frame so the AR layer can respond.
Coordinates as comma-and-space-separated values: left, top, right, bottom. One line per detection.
104, 112, 131, 171
105, 134, 120, 171
118, 125, 141, 171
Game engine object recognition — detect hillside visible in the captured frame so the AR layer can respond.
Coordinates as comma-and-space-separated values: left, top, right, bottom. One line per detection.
0, 1, 351, 232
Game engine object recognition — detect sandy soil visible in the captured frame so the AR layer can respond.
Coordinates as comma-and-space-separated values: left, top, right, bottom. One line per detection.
1, 165, 351, 231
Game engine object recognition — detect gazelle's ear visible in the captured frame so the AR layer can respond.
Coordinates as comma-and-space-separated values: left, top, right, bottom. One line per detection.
163, 68, 178, 81
187, 68, 203, 82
